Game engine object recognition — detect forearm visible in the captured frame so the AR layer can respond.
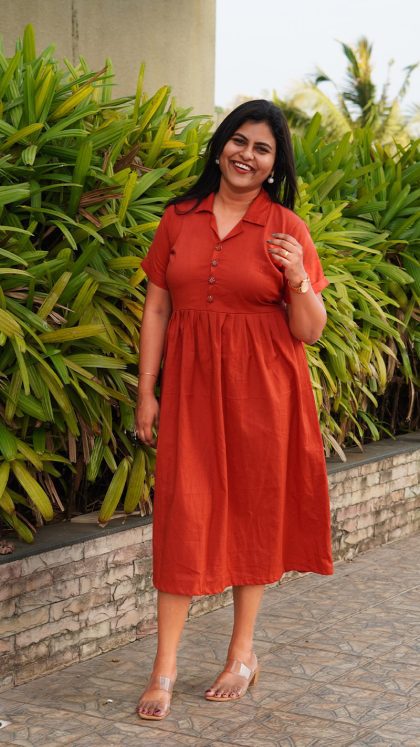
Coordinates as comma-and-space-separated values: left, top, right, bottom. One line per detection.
138, 299, 171, 397
267, 231, 327, 344
286, 289, 327, 344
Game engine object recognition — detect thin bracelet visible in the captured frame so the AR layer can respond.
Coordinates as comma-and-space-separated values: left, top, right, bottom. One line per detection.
140, 372, 158, 377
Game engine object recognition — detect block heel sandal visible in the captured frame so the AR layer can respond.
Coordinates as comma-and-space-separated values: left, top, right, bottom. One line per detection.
204, 657, 260, 701
137, 674, 175, 720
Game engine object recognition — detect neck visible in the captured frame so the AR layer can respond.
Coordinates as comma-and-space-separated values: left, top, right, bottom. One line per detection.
216, 180, 261, 211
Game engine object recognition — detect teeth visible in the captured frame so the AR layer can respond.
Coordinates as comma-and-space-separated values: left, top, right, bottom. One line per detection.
233, 161, 251, 171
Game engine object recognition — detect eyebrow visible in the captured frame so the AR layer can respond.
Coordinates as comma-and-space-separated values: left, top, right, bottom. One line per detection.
233, 131, 274, 150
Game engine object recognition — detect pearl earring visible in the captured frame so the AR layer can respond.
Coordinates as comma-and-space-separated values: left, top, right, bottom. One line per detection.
267, 173, 274, 184
215, 157, 220, 165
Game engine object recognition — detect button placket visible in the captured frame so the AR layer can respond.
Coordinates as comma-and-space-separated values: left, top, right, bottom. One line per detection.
206, 242, 223, 303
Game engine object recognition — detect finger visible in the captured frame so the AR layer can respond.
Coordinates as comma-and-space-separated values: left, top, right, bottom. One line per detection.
267, 238, 296, 254
146, 428, 158, 447
271, 233, 300, 246
138, 424, 155, 445
267, 246, 292, 259
137, 428, 147, 444
268, 250, 291, 265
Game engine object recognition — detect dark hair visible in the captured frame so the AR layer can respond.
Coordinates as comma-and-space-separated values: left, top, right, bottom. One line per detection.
168, 99, 297, 211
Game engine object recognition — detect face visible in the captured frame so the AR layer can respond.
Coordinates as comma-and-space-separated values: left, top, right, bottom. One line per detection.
218, 120, 276, 193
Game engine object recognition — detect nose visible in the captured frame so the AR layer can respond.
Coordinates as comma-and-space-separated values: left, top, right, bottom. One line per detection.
240, 143, 253, 160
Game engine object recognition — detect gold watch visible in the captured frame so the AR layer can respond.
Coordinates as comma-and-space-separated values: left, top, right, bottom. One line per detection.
288, 275, 311, 294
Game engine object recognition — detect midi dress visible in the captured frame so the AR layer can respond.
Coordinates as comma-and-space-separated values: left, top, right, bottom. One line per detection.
141, 188, 334, 596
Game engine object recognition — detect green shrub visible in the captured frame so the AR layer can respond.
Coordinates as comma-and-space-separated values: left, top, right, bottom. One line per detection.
293, 116, 419, 456
0, 25, 211, 540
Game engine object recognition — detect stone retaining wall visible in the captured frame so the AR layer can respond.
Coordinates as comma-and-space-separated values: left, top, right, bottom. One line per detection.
329, 447, 419, 559
1, 437, 418, 689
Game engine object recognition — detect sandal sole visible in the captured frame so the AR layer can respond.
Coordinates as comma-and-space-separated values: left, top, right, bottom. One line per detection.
137, 709, 171, 720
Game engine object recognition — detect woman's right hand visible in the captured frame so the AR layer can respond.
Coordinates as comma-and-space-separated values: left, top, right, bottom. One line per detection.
135, 393, 160, 447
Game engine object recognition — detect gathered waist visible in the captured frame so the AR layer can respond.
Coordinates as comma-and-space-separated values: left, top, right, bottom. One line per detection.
163, 305, 294, 355
170, 306, 284, 317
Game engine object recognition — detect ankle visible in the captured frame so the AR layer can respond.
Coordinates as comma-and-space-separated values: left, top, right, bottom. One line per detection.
152, 654, 177, 677
226, 643, 255, 662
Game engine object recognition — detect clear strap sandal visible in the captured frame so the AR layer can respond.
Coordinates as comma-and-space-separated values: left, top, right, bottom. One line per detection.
137, 674, 175, 720
205, 656, 260, 701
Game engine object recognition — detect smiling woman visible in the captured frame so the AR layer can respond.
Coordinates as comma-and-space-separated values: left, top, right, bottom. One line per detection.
214, 122, 276, 236
135, 99, 333, 721
219, 122, 275, 188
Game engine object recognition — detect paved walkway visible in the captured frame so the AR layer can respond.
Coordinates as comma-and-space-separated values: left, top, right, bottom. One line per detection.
1, 532, 420, 746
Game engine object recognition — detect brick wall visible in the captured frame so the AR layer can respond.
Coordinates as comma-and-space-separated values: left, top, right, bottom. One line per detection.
0, 524, 232, 690
329, 448, 419, 559
1, 438, 418, 689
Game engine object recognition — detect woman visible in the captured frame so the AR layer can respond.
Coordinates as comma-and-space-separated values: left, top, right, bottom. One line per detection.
135, 99, 334, 720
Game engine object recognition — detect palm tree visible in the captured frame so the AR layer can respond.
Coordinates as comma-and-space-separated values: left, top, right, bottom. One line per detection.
277, 37, 418, 144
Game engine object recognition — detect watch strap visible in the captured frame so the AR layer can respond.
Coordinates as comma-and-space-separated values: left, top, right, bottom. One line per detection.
288, 275, 311, 294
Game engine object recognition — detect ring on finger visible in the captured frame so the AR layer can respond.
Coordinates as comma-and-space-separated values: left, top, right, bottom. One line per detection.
284, 250, 289, 258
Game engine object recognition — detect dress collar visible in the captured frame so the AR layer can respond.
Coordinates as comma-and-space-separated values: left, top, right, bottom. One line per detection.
194, 189, 272, 226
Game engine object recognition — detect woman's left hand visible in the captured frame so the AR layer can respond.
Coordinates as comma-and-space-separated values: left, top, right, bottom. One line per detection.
267, 233, 307, 286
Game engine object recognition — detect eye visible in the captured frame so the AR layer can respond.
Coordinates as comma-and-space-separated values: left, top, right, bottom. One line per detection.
231, 135, 246, 144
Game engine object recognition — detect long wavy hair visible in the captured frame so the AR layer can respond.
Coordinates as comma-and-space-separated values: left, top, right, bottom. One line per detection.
167, 99, 297, 211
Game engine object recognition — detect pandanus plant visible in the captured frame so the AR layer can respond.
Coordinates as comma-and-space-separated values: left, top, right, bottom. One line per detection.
0, 25, 211, 540
294, 115, 419, 457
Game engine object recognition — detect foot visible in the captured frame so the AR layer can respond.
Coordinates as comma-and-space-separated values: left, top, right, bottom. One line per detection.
205, 651, 258, 700
137, 668, 176, 720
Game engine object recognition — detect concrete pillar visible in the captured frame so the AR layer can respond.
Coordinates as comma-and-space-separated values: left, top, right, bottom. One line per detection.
2, 0, 215, 114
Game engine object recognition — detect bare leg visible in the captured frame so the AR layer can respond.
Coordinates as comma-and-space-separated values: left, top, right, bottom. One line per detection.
137, 590, 191, 717
205, 584, 264, 699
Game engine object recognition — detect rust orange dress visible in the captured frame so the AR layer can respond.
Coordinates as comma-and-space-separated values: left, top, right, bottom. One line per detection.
141, 188, 334, 595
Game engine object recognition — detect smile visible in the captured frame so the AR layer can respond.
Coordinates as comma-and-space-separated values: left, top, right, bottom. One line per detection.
231, 161, 253, 173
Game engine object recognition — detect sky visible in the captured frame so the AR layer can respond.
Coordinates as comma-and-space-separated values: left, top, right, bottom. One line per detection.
215, 0, 420, 112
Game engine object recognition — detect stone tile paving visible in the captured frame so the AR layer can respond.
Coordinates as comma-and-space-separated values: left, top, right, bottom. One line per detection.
1, 532, 420, 746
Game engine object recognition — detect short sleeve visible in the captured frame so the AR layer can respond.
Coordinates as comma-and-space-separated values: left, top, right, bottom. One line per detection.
141, 207, 174, 290
284, 220, 329, 304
